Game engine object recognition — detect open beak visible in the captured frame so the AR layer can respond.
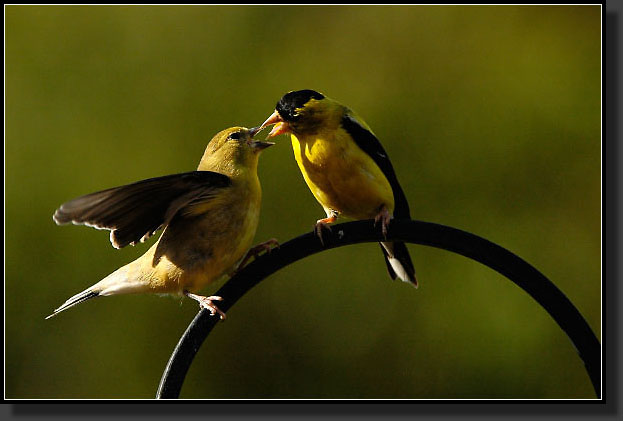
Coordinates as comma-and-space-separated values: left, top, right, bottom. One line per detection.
259, 111, 291, 139
250, 140, 275, 150
247, 127, 275, 150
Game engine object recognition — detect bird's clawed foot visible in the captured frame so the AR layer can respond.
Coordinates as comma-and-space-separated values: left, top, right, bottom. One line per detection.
235, 238, 280, 272
184, 292, 226, 320
314, 215, 337, 246
374, 206, 391, 239
251, 238, 280, 255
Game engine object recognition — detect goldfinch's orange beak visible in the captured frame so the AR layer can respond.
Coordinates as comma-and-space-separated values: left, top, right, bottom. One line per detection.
259, 111, 291, 139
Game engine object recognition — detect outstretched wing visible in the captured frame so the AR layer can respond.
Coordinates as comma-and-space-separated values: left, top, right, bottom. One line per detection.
53, 171, 232, 249
340, 113, 411, 219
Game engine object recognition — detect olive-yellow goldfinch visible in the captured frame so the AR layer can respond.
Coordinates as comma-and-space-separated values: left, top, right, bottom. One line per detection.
259, 90, 417, 286
47, 126, 276, 319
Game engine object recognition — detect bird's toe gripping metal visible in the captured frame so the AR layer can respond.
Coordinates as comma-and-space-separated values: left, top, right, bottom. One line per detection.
185, 292, 226, 320
314, 216, 338, 246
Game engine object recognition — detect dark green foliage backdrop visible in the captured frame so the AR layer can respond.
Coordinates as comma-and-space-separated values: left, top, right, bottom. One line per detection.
5, 5, 600, 398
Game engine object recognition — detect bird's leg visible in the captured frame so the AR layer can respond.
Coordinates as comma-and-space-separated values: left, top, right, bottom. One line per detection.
374, 205, 392, 239
184, 291, 226, 320
314, 210, 339, 246
234, 238, 280, 272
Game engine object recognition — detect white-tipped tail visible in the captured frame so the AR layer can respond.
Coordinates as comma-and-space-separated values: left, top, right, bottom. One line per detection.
46, 263, 151, 319
45, 288, 99, 319
381, 241, 418, 287
388, 256, 416, 286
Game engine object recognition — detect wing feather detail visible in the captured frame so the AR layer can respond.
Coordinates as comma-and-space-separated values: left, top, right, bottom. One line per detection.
341, 114, 411, 219
53, 171, 232, 248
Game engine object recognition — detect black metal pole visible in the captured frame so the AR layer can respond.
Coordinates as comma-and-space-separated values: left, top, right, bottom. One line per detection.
156, 219, 601, 399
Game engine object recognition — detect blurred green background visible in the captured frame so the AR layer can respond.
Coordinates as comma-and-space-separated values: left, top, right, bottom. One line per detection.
5, 5, 601, 399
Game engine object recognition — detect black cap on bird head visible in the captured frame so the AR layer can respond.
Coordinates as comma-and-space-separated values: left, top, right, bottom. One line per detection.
276, 90, 325, 122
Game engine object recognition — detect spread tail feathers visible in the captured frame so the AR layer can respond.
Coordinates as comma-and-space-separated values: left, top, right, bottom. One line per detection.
45, 289, 99, 319
380, 241, 418, 287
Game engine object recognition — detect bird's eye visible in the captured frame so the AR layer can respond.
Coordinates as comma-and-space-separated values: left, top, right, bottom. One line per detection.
229, 132, 242, 140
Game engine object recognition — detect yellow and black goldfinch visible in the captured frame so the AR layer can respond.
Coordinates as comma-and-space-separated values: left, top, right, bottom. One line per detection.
47, 126, 277, 320
259, 90, 417, 286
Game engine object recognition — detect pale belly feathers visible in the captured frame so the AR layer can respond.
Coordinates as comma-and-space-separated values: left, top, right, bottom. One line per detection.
128, 180, 261, 295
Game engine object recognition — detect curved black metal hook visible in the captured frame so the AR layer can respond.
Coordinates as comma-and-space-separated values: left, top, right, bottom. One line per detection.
156, 219, 601, 399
